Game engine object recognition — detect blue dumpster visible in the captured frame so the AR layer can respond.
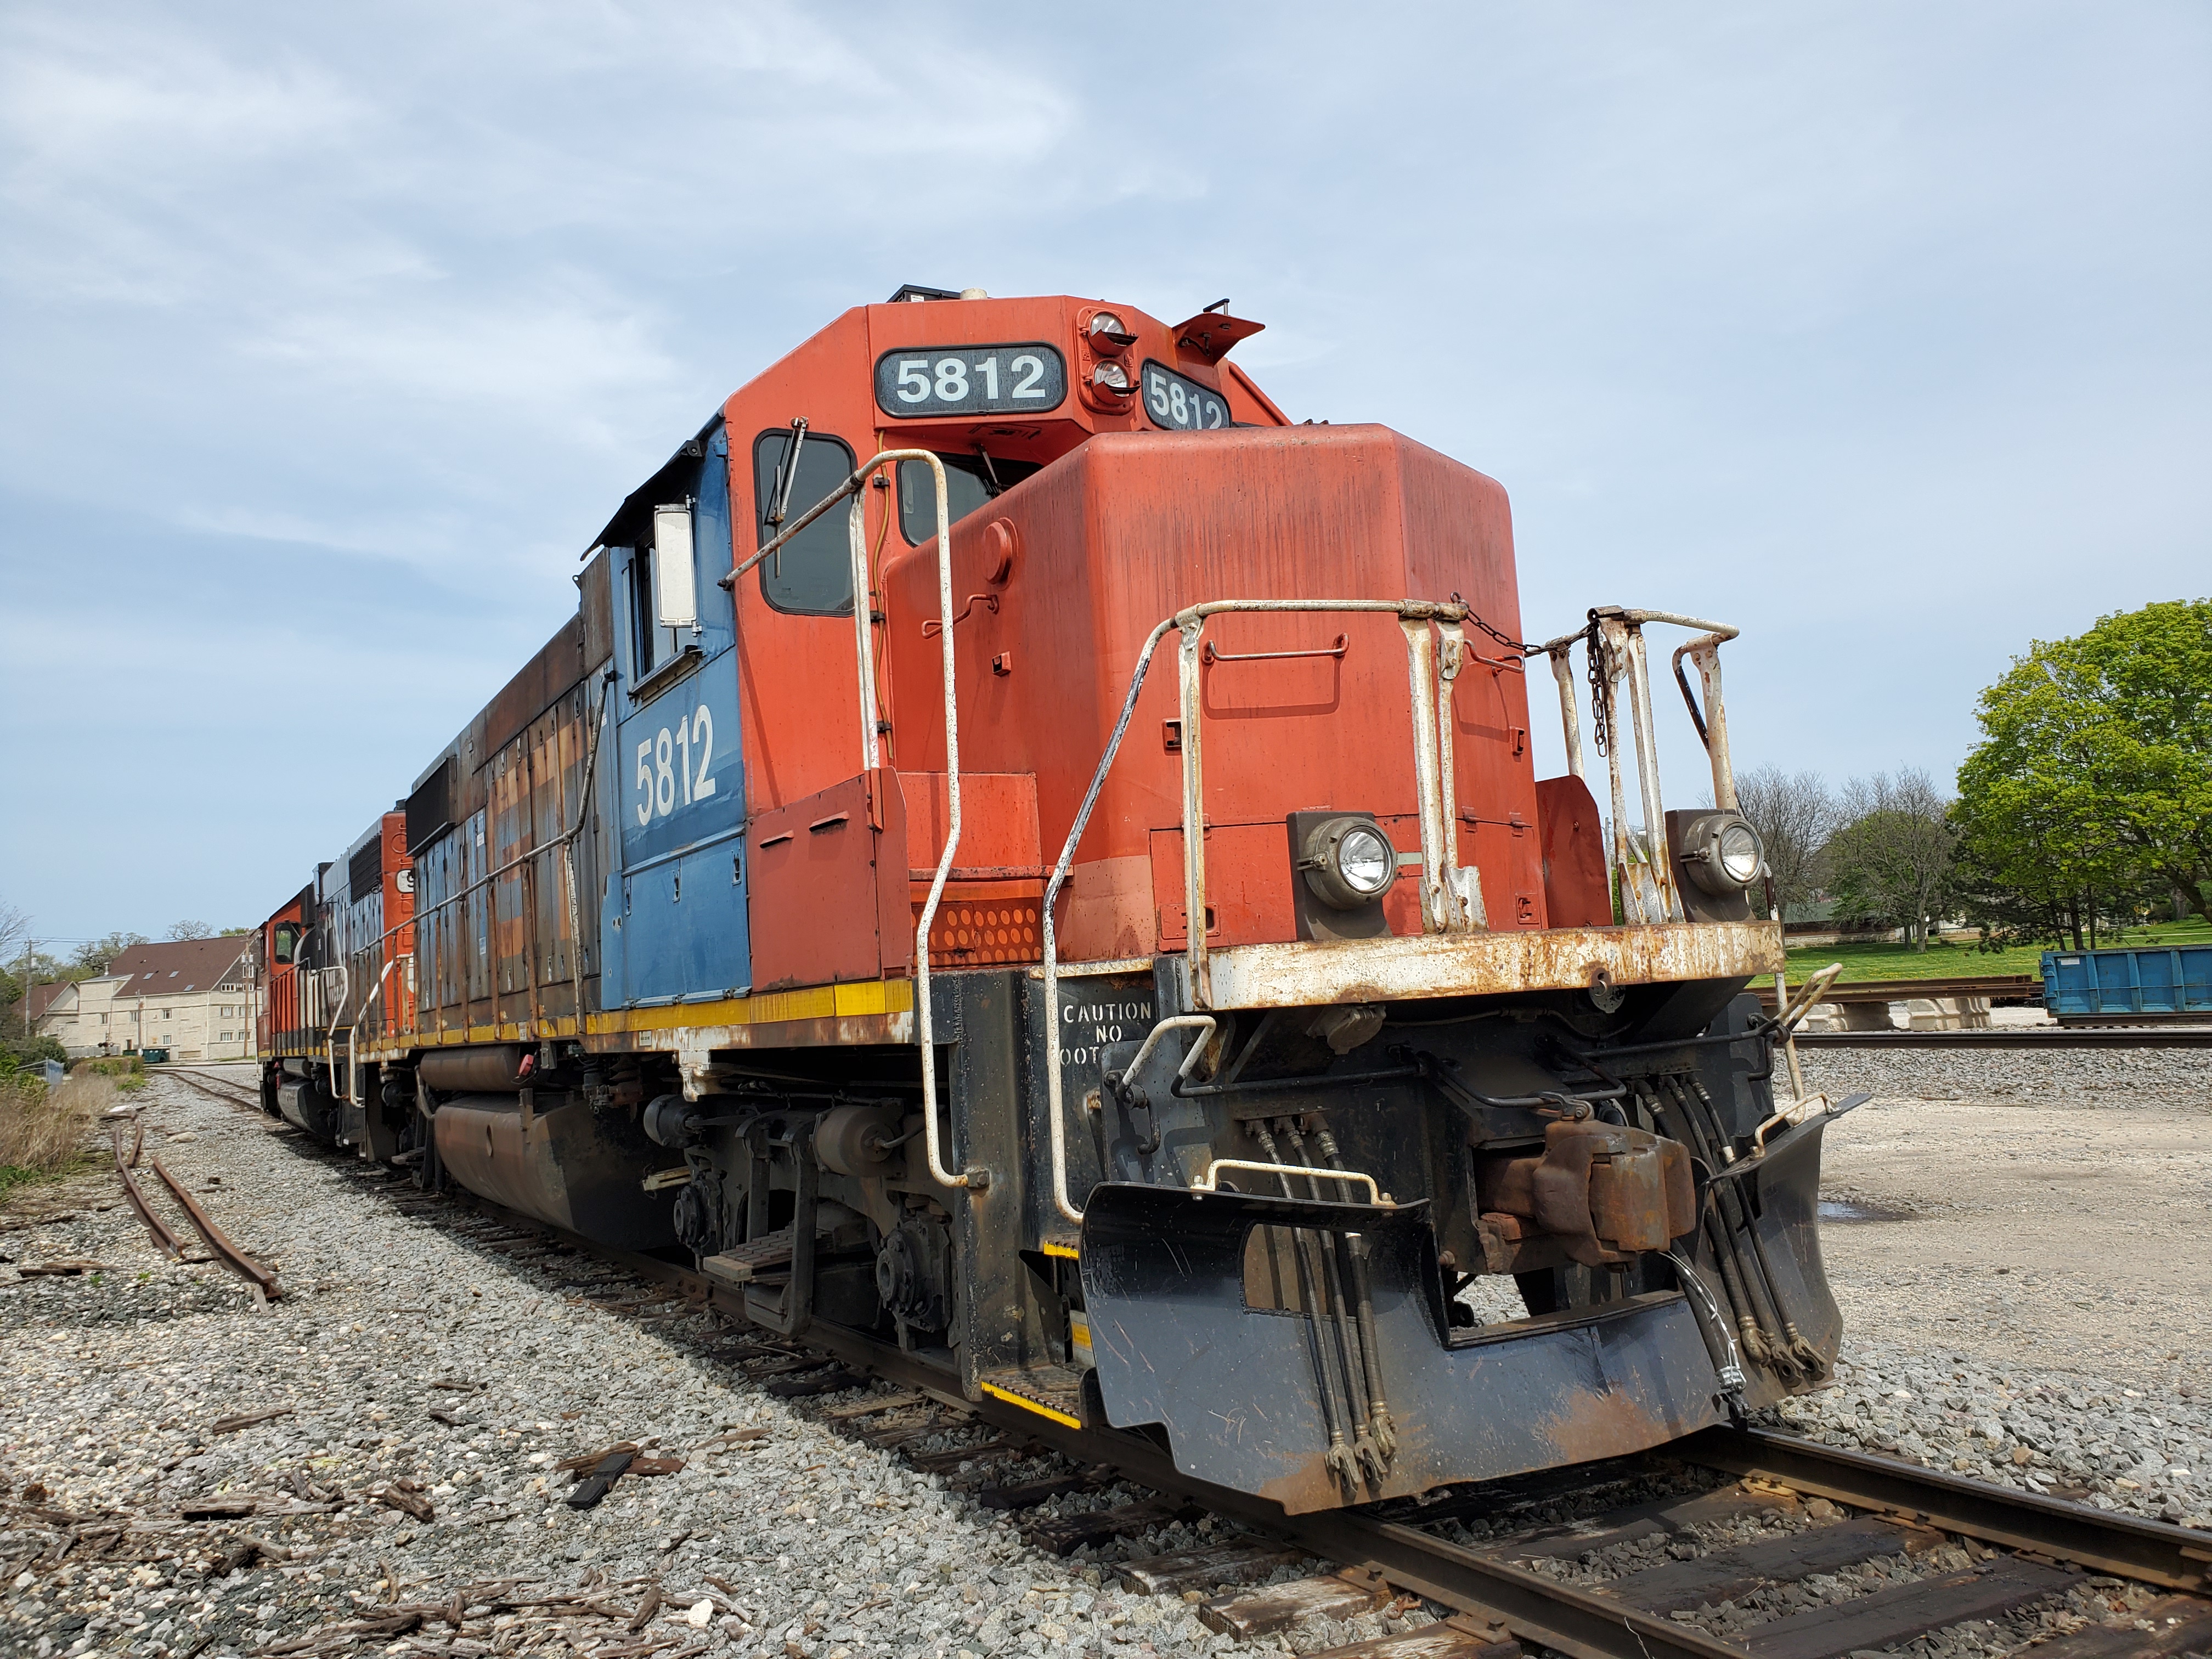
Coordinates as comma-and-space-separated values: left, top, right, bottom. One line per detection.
2042, 945, 2212, 1022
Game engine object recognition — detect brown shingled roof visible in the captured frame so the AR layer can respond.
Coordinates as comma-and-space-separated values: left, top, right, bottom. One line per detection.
105, 937, 250, 997
26, 981, 69, 1020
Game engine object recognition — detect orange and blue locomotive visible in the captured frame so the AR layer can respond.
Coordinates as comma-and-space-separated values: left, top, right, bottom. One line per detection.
251, 285, 1842, 1513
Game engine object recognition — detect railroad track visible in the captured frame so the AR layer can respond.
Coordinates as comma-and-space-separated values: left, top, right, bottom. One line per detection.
1795, 1026, 2212, 1048
150, 1064, 2212, 1658
1758, 975, 2044, 1007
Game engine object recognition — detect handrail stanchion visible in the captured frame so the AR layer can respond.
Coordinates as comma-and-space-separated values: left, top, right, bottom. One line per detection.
1176, 618, 1211, 1004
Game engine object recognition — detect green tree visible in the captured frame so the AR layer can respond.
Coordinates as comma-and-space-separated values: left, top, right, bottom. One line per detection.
1955, 600, 2212, 932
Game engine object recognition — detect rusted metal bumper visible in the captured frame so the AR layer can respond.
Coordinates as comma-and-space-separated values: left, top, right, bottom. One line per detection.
1176, 920, 1783, 1011
1079, 1183, 1725, 1514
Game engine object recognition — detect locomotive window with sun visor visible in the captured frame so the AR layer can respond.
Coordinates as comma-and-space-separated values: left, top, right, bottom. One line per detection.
896, 453, 1042, 545
752, 428, 857, 615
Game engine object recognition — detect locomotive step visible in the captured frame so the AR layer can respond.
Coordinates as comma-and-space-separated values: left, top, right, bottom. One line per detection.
699, 1227, 795, 1285
977, 1362, 1087, 1429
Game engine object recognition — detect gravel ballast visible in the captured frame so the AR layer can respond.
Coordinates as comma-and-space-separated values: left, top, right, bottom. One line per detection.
4, 1056, 2208, 1659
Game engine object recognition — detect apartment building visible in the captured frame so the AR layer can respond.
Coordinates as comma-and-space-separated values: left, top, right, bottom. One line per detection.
35, 936, 252, 1062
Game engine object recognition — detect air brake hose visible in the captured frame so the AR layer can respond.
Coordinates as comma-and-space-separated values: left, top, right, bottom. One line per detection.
1686, 1075, 1826, 1378
1248, 1120, 1357, 1487
1284, 1119, 1389, 1482
1662, 1077, 1801, 1379
1640, 1082, 1782, 1373
1307, 1117, 1398, 1461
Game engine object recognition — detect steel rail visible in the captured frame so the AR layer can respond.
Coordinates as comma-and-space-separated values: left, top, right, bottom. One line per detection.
397, 1183, 2211, 1658
111, 1124, 183, 1259
1797, 1026, 2212, 1048
142, 1153, 285, 1301
128, 1070, 289, 1298
1681, 1426, 2210, 1593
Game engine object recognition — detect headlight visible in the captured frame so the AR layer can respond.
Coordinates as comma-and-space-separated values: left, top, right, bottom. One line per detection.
1336, 825, 1395, 896
1087, 311, 1136, 351
1717, 821, 1762, 885
1679, 812, 1765, 896
1091, 362, 1132, 392
1297, 814, 1399, 910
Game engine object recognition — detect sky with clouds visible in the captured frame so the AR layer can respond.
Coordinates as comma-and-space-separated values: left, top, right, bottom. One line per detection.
2, 1, 2205, 942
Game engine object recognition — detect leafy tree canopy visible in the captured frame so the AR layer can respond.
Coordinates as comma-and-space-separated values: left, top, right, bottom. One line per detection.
1955, 599, 2212, 924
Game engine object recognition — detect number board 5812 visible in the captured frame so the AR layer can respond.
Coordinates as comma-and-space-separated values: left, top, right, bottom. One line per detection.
873, 343, 1067, 417
1141, 361, 1232, 431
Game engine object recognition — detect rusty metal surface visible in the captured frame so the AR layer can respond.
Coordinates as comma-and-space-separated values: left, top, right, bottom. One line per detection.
1193, 920, 1784, 1011
111, 1125, 182, 1259
141, 1151, 284, 1300
1078, 1181, 1723, 1513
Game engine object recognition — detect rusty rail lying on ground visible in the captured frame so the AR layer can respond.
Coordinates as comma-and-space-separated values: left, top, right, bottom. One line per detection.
112, 1115, 285, 1301
111, 1122, 182, 1259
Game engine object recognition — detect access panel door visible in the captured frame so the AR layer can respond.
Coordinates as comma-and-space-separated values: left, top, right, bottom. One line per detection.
605, 646, 750, 1005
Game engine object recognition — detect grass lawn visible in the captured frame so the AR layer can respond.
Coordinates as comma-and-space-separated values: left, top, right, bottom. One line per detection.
1783, 916, 2212, 984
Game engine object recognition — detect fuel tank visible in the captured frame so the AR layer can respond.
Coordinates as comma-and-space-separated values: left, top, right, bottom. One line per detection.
432, 1093, 682, 1252
276, 1077, 338, 1141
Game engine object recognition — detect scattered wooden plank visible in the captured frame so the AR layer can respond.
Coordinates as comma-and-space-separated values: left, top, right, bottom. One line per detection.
977, 1469, 1116, 1512
179, 1498, 257, 1521
905, 1438, 1023, 1476
855, 1418, 936, 1450
764, 1367, 870, 1400
427, 1378, 484, 1392
1483, 1485, 1798, 1562
566, 1450, 637, 1511
1198, 1570, 1392, 1638
1302, 1616, 1519, 1659
1022, 1498, 1203, 1558
556, 1441, 642, 1474
1600, 1517, 1911, 1612
208, 1407, 294, 1436
1118, 1539, 1307, 1596
369, 1481, 435, 1523
15, 1260, 115, 1277
1742, 1558, 2076, 1659
821, 1391, 926, 1422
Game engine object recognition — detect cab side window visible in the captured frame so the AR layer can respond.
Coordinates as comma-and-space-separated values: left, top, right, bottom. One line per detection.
753, 428, 857, 616
273, 924, 297, 964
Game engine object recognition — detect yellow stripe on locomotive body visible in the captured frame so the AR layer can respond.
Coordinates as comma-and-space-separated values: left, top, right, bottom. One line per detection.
242, 286, 1841, 1519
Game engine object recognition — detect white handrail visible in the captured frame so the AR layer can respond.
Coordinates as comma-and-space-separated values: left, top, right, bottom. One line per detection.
1042, 596, 1476, 1226
733, 446, 980, 1190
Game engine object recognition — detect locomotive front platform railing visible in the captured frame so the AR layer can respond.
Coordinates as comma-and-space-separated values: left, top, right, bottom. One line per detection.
1040, 596, 1493, 1224
1540, 607, 1743, 928
1039, 597, 1754, 1226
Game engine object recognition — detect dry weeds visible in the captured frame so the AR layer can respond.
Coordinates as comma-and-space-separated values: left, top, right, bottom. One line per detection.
0, 1071, 114, 1198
